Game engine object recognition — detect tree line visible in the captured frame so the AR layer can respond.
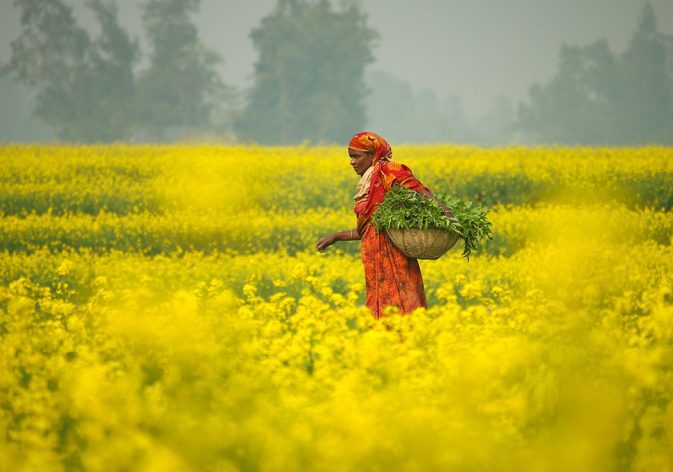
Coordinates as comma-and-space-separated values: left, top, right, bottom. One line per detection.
2, 0, 225, 142
517, 3, 673, 146
2, 0, 672, 145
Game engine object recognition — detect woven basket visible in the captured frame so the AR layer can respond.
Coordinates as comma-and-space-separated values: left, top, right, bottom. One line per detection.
385, 228, 460, 260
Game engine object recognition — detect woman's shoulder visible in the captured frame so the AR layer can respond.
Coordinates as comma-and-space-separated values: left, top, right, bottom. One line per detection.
381, 160, 413, 174
380, 160, 427, 192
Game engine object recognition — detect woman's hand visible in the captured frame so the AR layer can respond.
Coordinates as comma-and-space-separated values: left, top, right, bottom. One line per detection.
443, 208, 462, 229
316, 234, 337, 253
419, 189, 456, 221
442, 207, 455, 219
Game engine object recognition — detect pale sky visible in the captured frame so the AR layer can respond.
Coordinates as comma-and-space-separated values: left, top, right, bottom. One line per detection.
1, 0, 672, 119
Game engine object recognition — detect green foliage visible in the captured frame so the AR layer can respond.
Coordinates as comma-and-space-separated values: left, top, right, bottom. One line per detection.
371, 186, 454, 232
234, 0, 378, 144
372, 186, 493, 258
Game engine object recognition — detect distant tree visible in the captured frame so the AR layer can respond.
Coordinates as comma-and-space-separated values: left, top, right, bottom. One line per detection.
0, 75, 56, 142
365, 70, 452, 144
365, 70, 518, 145
235, 0, 378, 144
615, 2, 673, 144
136, 0, 226, 140
87, 0, 140, 139
516, 40, 618, 145
473, 95, 518, 145
516, 2, 673, 145
364, 70, 417, 143
442, 95, 479, 144
4, 0, 139, 142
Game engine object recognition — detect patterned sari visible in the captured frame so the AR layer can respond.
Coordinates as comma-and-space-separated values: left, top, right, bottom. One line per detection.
354, 160, 430, 319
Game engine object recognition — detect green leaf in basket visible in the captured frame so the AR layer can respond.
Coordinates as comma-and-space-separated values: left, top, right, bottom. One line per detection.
371, 186, 493, 259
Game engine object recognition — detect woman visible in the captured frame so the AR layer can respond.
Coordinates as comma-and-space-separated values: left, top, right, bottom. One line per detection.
316, 131, 454, 319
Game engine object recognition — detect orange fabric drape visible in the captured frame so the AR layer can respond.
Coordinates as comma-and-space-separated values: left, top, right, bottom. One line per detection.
360, 225, 427, 319
354, 160, 430, 319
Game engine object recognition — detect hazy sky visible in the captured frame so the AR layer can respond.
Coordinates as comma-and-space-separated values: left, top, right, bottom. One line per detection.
1, 0, 672, 119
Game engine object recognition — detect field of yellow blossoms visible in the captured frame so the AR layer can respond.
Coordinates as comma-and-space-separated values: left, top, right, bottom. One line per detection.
1, 144, 673, 471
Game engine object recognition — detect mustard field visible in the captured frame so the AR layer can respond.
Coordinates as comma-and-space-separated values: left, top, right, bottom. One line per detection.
1, 144, 673, 471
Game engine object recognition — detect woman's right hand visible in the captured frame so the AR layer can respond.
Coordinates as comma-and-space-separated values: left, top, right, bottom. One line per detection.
316, 234, 336, 253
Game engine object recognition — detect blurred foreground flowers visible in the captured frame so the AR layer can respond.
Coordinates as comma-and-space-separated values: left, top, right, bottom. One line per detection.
1, 145, 672, 471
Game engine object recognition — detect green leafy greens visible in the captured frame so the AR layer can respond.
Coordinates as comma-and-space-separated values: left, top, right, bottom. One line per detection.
372, 186, 493, 259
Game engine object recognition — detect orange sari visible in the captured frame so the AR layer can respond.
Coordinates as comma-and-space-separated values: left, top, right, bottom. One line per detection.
354, 161, 429, 319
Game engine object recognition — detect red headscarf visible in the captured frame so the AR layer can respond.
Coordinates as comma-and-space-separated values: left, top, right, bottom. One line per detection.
348, 131, 392, 163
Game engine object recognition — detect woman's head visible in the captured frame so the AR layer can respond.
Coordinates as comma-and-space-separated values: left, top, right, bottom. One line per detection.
348, 148, 373, 176
348, 131, 392, 176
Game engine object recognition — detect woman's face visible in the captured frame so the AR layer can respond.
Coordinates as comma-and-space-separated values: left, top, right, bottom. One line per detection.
349, 148, 373, 176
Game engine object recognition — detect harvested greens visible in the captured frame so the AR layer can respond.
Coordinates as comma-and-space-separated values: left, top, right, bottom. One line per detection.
372, 186, 493, 259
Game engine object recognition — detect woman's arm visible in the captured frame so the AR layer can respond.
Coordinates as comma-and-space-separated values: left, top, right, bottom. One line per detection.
417, 188, 455, 220
384, 162, 456, 221
316, 228, 360, 253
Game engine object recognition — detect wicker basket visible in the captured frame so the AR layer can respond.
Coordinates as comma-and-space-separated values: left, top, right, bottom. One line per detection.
385, 227, 460, 260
